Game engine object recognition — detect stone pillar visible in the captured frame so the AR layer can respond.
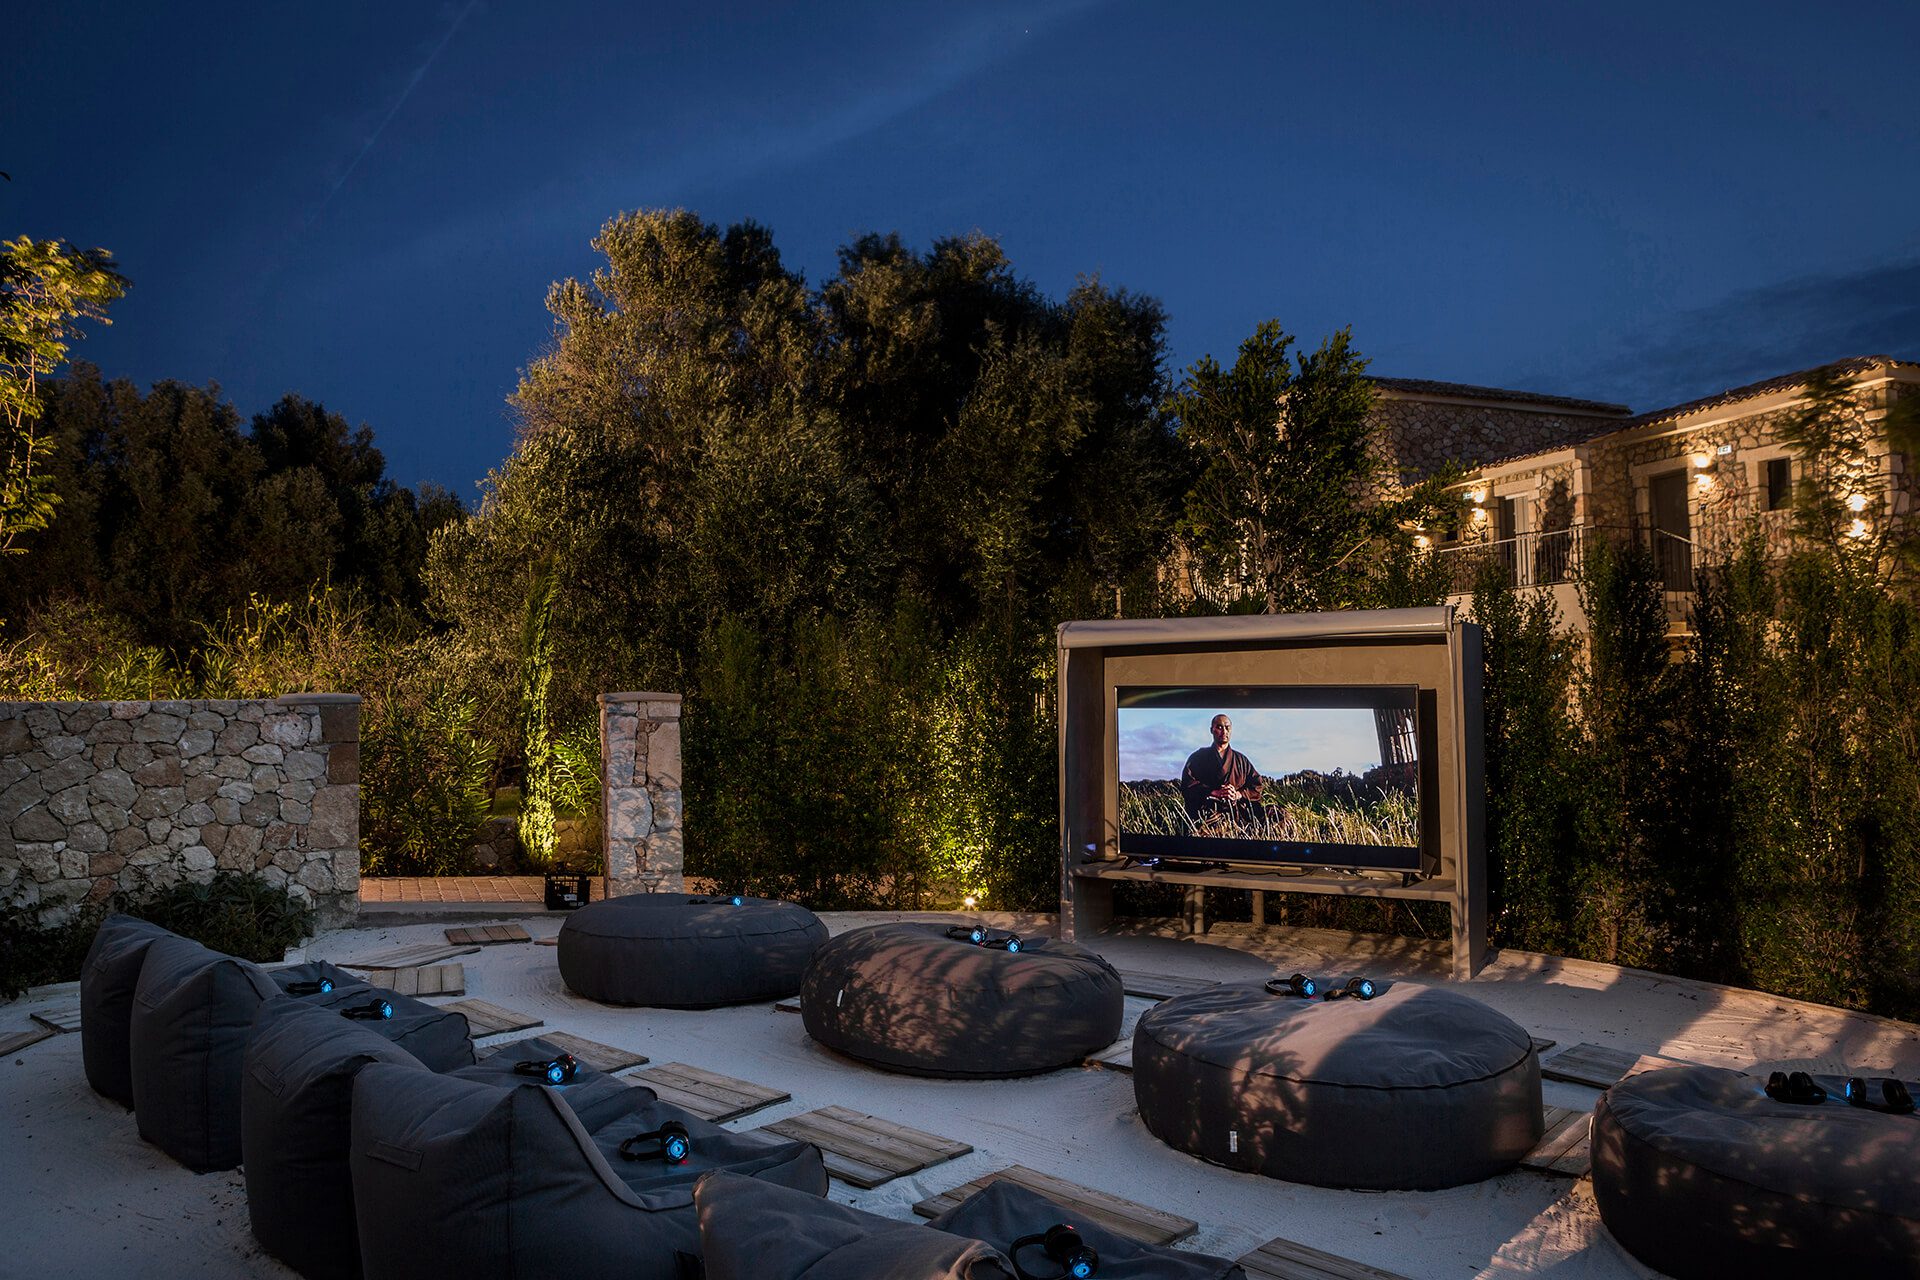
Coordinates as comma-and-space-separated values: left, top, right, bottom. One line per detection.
598, 692, 683, 896
277, 693, 361, 927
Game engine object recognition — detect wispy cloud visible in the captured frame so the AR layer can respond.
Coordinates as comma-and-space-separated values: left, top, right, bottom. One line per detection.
319, 1, 480, 212
1538, 255, 1920, 413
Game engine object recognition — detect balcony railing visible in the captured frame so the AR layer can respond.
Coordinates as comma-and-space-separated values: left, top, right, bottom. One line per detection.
1432, 524, 1696, 594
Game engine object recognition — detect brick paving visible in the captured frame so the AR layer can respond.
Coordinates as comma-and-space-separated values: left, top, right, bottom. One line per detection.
359, 876, 609, 904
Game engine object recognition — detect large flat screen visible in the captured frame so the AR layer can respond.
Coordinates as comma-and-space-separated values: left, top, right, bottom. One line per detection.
1116, 685, 1422, 871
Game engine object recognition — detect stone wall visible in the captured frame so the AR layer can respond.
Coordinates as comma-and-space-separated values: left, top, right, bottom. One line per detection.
1, 693, 360, 926
1371, 396, 1625, 481
598, 692, 683, 896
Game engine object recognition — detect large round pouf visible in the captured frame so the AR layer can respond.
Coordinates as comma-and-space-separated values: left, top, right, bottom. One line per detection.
1133, 982, 1541, 1190
558, 893, 827, 1007
1593, 1065, 1920, 1280
800, 923, 1122, 1078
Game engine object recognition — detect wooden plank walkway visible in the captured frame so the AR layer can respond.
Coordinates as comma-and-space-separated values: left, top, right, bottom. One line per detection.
341, 942, 480, 971
761, 1106, 972, 1189
1087, 1038, 1134, 1073
913, 1166, 1196, 1246
1531, 1036, 1556, 1056
1237, 1235, 1412, 1280
1115, 969, 1220, 1000
486, 1030, 647, 1074
0, 1026, 56, 1056
1520, 1105, 1593, 1178
445, 998, 544, 1038
30, 1005, 81, 1033
445, 924, 531, 946
363, 963, 465, 998
629, 1062, 789, 1122
774, 999, 802, 1014
1541, 1043, 1678, 1090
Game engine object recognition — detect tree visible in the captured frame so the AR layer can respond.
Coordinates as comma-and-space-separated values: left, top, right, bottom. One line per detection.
1172, 321, 1460, 612
0, 237, 126, 553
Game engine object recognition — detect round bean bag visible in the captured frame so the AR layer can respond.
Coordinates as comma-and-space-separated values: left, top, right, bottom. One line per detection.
1593, 1065, 1920, 1280
1133, 982, 1541, 1190
559, 893, 827, 1008
800, 923, 1123, 1078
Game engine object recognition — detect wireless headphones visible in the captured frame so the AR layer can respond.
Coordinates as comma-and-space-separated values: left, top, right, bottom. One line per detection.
340, 998, 393, 1020
1765, 1070, 1828, 1105
688, 895, 745, 906
285, 978, 334, 996
1324, 976, 1378, 1001
1010, 1224, 1098, 1280
1265, 973, 1318, 999
515, 1052, 578, 1086
619, 1120, 692, 1164
1844, 1076, 1916, 1115
945, 925, 1024, 952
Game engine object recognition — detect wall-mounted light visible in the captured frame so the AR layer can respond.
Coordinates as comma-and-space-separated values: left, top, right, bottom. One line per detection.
1691, 453, 1714, 471
1847, 493, 1868, 513
1849, 518, 1870, 539
1414, 534, 1431, 549
1467, 489, 1487, 505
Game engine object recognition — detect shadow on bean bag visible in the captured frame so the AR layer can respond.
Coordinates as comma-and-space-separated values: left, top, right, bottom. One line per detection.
80, 913, 179, 1108
696, 1169, 1014, 1280
1593, 1065, 1920, 1280
242, 996, 472, 1280
929, 1181, 1247, 1280
129, 934, 282, 1172
348, 1043, 827, 1280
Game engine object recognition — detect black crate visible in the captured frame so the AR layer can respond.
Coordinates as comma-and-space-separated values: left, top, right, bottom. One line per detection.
544, 872, 592, 911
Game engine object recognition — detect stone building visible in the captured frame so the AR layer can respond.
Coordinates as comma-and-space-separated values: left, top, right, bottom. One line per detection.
1386, 355, 1920, 634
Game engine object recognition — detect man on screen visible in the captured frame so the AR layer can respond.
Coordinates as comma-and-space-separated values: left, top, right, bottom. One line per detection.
1180, 714, 1264, 826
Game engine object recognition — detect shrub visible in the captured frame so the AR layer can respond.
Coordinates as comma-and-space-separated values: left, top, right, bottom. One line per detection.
360, 684, 497, 876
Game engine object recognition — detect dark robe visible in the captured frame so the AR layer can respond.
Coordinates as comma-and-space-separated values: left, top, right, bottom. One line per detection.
1180, 746, 1263, 817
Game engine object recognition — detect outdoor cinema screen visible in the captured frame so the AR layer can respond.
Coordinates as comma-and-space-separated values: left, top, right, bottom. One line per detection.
1116, 685, 1422, 872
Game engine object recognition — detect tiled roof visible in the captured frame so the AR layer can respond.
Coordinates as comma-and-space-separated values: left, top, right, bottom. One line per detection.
1470, 354, 1920, 468
1372, 376, 1631, 417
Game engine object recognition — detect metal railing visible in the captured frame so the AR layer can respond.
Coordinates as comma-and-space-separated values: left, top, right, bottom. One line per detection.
1432, 524, 1697, 594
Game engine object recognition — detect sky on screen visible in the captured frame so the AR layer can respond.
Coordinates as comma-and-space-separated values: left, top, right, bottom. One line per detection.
1118, 707, 1382, 782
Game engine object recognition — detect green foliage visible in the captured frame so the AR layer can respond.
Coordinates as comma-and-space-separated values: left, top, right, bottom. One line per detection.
0, 873, 313, 999
0, 237, 126, 554
516, 563, 559, 867
360, 684, 497, 877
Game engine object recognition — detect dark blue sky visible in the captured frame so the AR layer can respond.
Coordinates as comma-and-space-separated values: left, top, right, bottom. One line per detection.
11, 2, 1920, 497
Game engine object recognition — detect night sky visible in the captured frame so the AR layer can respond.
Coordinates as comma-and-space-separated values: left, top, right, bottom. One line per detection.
11, 1, 1920, 498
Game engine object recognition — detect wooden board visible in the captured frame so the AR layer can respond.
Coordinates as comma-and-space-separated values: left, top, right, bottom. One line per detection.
628, 1062, 790, 1122
30, 1005, 82, 1033
1114, 969, 1220, 1000
774, 1000, 802, 1014
1541, 1043, 1677, 1090
534, 937, 558, 947
363, 963, 465, 998
341, 943, 480, 971
913, 1166, 1196, 1246
1531, 1036, 1556, 1056
1087, 1038, 1134, 1073
1237, 1235, 1413, 1280
444, 998, 544, 1038
0, 1026, 55, 1056
1521, 1105, 1593, 1178
487, 1030, 648, 1074
761, 1105, 973, 1189
444, 924, 531, 946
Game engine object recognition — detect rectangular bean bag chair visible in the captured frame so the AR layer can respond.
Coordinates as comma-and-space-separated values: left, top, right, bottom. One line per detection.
929, 1181, 1248, 1280
270, 959, 367, 998
348, 1046, 827, 1280
243, 997, 452, 1280
301, 983, 476, 1075
80, 913, 180, 1108
129, 934, 283, 1172
697, 1169, 1014, 1279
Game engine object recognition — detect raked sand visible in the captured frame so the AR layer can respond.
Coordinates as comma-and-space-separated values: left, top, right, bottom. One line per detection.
5, 911, 1917, 1280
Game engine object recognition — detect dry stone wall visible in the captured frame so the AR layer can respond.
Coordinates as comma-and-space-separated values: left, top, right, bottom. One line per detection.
0, 693, 360, 926
598, 692, 683, 896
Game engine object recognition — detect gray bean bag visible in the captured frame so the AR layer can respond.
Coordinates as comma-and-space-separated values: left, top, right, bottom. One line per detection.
300, 982, 475, 1074
801, 923, 1123, 1077
1133, 982, 1541, 1190
270, 959, 366, 998
128, 933, 283, 1171
242, 996, 465, 1280
80, 913, 179, 1107
697, 1169, 1015, 1280
349, 1042, 828, 1280
559, 893, 827, 1007
1593, 1065, 1920, 1280
930, 1182, 1246, 1280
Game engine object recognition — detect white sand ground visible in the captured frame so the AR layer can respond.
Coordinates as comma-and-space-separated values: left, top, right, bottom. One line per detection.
4, 911, 1917, 1280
